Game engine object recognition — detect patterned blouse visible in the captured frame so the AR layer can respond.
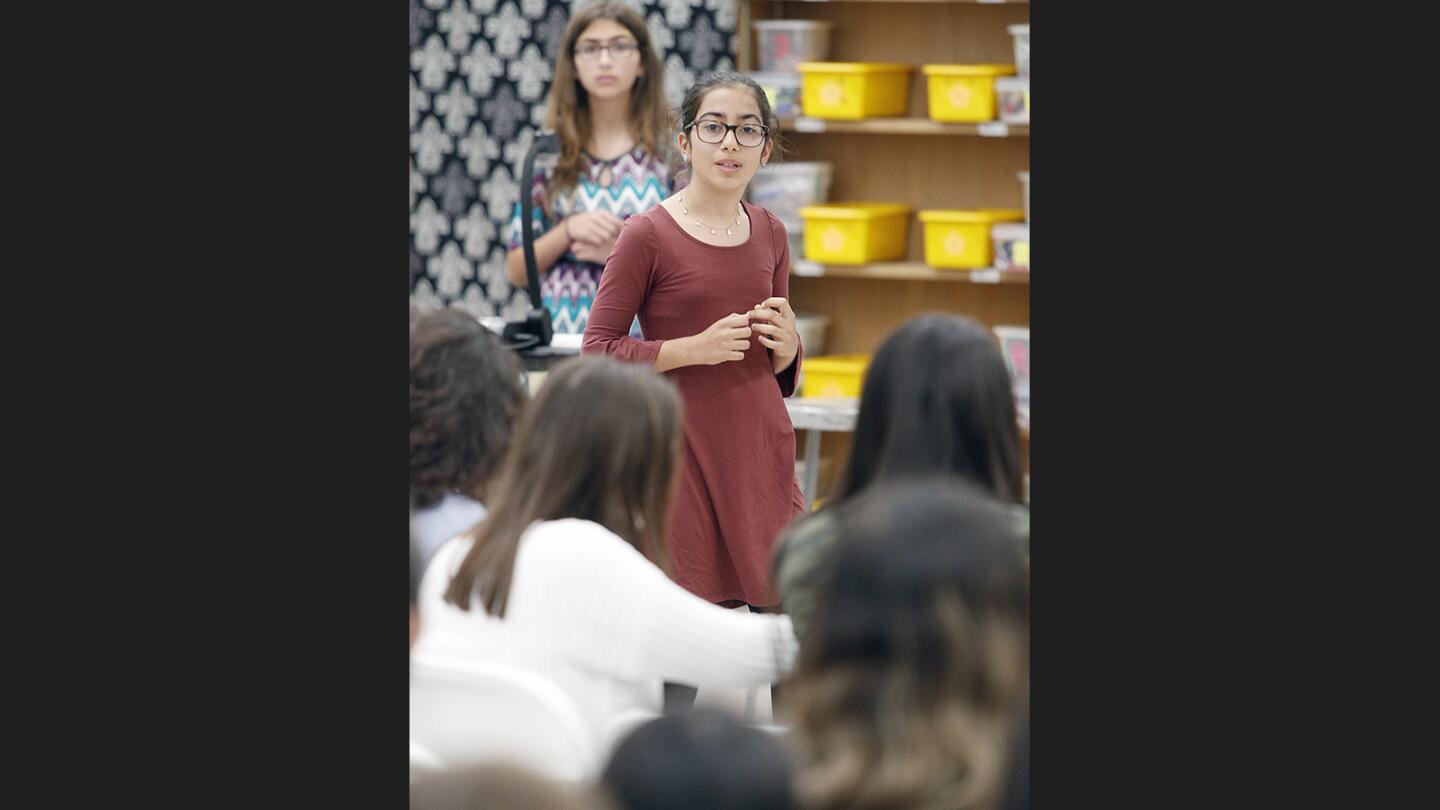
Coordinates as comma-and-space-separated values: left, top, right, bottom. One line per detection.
507, 146, 674, 335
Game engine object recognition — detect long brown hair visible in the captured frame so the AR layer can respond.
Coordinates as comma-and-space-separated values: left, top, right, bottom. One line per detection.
543, 1, 667, 217
443, 356, 683, 617
784, 479, 1030, 810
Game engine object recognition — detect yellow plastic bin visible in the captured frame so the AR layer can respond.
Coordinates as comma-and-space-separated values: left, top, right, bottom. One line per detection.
918, 209, 1025, 269
797, 62, 911, 120
799, 203, 912, 264
801, 355, 872, 398
921, 64, 1016, 123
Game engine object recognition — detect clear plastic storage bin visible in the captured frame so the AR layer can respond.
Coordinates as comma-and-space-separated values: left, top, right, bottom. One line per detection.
781, 215, 805, 262
753, 20, 834, 73
748, 71, 803, 120
750, 161, 834, 225
995, 76, 1029, 125
1009, 24, 1029, 79
991, 222, 1030, 272
795, 314, 831, 356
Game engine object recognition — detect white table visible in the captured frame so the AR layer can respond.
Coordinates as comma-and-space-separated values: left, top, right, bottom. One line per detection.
784, 397, 859, 512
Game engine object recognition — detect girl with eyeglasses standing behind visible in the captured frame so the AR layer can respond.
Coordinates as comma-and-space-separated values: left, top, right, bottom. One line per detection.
503, 1, 672, 335
583, 72, 804, 707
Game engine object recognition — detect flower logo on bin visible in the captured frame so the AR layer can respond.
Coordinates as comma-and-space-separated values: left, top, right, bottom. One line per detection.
820, 80, 845, 107
822, 226, 847, 253
948, 83, 973, 109
944, 232, 966, 257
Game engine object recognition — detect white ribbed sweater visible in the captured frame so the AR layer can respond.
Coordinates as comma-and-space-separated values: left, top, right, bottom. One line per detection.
413, 518, 798, 747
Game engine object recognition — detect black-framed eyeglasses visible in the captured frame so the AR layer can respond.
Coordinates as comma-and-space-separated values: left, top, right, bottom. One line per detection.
685, 120, 770, 148
574, 41, 640, 61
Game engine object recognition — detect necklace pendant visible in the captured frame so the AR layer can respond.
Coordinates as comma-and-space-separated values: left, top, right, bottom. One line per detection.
725, 228, 733, 236
710, 228, 717, 235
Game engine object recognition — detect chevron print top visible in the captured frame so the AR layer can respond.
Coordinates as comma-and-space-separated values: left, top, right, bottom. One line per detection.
508, 147, 674, 335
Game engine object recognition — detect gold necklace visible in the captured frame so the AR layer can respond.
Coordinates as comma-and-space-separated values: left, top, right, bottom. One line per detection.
678, 196, 742, 236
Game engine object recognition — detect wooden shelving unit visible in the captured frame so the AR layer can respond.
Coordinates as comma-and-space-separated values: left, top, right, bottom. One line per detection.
784, 117, 1027, 137
792, 260, 1029, 284
742, 0, 1030, 498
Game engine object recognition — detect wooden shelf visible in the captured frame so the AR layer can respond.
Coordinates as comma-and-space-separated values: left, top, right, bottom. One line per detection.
745, 0, 1031, 492
792, 260, 1029, 284
787, 396, 1028, 439
783, 117, 1027, 137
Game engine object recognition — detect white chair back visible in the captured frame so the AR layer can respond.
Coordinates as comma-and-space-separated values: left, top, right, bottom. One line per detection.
410, 738, 444, 783
409, 657, 595, 782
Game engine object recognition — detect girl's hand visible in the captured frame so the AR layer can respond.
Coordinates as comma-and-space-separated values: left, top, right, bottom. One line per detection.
749, 297, 798, 371
564, 211, 624, 247
572, 237, 616, 264
688, 313, 754, 365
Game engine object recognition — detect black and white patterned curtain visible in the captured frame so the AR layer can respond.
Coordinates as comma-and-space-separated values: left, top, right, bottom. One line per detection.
410, 0, 739, 316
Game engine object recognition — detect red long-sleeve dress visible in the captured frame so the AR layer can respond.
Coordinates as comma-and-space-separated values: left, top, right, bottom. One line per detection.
583, 200, 805, 607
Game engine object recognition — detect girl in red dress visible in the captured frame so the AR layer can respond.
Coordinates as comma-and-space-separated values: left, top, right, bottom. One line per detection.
583, 72, 804, 621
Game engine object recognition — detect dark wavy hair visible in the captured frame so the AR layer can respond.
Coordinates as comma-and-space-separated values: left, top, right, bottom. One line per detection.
785, 478, 1029, 810
409, 309, 526, 510
832, 314, 1023, 505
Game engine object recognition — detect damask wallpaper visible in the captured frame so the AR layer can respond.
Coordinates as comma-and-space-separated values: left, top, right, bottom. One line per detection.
409, 0, 739, 316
